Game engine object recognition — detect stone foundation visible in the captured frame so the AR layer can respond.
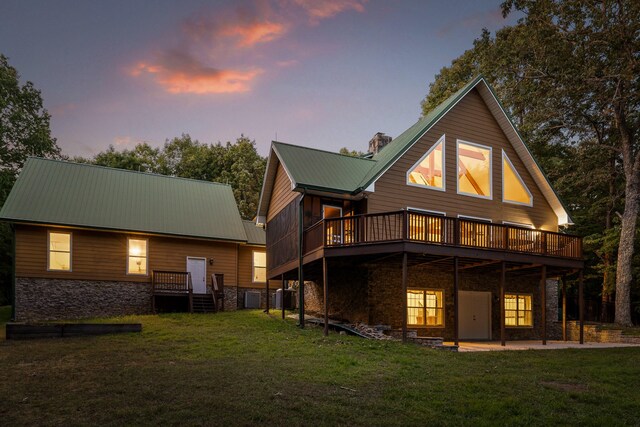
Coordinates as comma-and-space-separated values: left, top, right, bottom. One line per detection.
15, 277, 152, 322
223, 286, 238, 311
237, 287, 277, 309
566, 321, 640, 344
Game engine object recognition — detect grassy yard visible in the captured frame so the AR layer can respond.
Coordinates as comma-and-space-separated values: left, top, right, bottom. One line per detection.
1, 308, 639, 426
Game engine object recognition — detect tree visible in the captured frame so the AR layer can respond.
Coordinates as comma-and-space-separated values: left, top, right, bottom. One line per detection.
0, 54, 61, 304
339, 147, 366, 157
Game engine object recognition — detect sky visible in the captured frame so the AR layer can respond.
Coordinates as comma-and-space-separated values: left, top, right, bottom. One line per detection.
0, 0, 520, 158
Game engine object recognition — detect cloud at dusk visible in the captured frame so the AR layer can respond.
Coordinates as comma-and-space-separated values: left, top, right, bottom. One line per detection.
290, 0, 367, 23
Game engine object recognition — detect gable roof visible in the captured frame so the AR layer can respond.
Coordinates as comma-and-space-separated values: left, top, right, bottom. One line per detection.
257, 76, 572, 226
243, 220, 265, 245
0, 158, 251, 242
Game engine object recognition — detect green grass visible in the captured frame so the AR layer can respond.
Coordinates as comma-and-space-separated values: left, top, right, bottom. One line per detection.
1, 307, 639, 426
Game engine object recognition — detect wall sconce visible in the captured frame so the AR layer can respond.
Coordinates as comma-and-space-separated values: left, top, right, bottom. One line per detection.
209, 258, 214, 265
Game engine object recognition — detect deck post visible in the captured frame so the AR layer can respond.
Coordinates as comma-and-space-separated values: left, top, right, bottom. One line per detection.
500, 260, 506, 347
561, 275, 567, 341
401, 252, 408, 343
281, 275, 286, 320
541, 265, 547, 345
579, 269, 584, 344
151, 271, 156, 314
453, 256, 459, 346
298, 192, 305, 328
323, 257, 329, 337
265, 273, 270, 314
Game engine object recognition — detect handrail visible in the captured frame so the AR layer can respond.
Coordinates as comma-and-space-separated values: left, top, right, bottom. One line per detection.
303, 210, 582, 260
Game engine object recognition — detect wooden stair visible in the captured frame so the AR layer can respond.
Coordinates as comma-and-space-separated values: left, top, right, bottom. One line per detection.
192, 294, 216, 314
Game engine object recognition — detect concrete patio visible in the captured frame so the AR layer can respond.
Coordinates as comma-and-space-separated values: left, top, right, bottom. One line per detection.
449, 340, 640, 352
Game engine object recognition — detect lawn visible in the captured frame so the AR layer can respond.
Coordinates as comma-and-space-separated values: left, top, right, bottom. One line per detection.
1, 308, 639, 426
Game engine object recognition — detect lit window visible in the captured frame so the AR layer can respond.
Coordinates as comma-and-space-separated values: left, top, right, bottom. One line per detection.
253, 251, 266, 283
127, 238, 148, 275
407, 289, 444, 327
408, 210, 445, 243
457, 141, 492, 198
48, 231, 71, 271
503, 151, 532, 205
505, 293, 532, 327
408, 135, 445, 190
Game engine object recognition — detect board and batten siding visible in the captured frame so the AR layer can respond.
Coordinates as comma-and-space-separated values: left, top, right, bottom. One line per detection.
267, 163, 298, 222
367, 88, 558, 231
15, 225, 240, 285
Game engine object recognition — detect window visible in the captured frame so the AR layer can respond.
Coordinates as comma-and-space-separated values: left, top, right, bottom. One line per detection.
502, 151, 532, 206
323, 205, 343, 245
407, 135, 445, 191
407, 289, 444, 327
127, 238, 148, 275
252, 251, 267, 283
457, 140, 492, 199
407, 209, 446, 243
48, 231, 71, 271
504, 293, 533, 327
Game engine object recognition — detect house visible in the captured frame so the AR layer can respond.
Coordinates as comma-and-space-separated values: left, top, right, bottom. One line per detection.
0, 158, 276, 321
257, 76, 585, 345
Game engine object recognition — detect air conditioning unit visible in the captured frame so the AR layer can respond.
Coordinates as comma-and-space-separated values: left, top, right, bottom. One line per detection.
244, 291, 261, 309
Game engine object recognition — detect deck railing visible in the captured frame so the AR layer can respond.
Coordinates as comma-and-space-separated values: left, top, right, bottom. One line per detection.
304, 210, 582, 259
152, 271, 193, 294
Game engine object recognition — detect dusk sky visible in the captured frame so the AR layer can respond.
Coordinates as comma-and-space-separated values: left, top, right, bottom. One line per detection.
0, 0, 519, 157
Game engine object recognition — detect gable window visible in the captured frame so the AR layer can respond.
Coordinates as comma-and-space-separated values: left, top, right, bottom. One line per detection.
127, 238, 148, 275
407, 135, 445, 191
505, 293, 533, 327
48, 231, 71, 271
457, 140, 492, 199
407, 289, 444, 327
502, 151, 533, 206
407, 208, 446, 243
252, 251, 267, 283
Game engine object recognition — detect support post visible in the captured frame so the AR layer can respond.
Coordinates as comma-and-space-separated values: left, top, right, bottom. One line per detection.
298, 193, 305, 328
323, 257, 329, 337
265, 275, 270, 314
453, 256, 459, 346
562, 275, 567, 341
500, 261, 506, 347
281, 275, 286, 320
541, 265, 547, 345
401, 252, 408, 343
579, 269, 584, 344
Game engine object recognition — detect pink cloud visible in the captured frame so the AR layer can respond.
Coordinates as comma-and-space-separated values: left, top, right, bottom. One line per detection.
219, 21, 288, 47
130, 50, 263, 95
291, 0, 367, 22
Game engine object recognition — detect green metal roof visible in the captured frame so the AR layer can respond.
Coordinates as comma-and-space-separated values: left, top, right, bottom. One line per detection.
272, 141, 375, 193
0, 158, 249, 242
242, 220, 265, 245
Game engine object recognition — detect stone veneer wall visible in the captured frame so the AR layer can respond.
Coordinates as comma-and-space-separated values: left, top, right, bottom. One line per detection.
565, 321, 640, 344
15, 278, 152, 322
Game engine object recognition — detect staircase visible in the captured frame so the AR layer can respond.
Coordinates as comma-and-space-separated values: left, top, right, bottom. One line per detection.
192, 294, 216, 313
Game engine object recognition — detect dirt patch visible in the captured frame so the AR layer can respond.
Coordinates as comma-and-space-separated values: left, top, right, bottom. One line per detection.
540, 381, 589, 393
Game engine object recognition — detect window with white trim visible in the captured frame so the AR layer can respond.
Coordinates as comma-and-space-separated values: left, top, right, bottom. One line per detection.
457, 140, 492, 199
502, 151, 532, 205
407, 135, 445, 190
127, 238, 148, 275
48, 231, 71, 271
505, 293, 533, 327
407, 289, 444, 327
252, 251, 267, 283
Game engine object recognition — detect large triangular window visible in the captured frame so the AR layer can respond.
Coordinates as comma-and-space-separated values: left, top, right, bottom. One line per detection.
502, 150, 533, 206
407, 135, 445, 191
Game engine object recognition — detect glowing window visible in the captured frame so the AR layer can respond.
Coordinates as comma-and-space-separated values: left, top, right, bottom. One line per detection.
407, 289, 444, 327
502, 151, 533, 205
457, 141, 492, 198
253, 251, 266, 283
407, 136, 445, 190
504, 293, 532, 327
48, 231, 71, 271
127, 238, 148, 275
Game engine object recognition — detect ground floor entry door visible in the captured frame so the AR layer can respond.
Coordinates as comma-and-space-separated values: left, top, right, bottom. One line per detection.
187, 257, 207, 294
458, 291, 492, 340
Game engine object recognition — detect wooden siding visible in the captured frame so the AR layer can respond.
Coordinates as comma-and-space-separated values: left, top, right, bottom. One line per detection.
368, 88, 558, 231
237, 245, 279, 289
16, 225, 239, 285
267, 163, 298, 222
266, 199, 299, 277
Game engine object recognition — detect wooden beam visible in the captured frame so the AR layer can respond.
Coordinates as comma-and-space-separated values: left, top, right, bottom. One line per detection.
500, 261, 506, 347
541, 265, 547, 345
579, 269, 584, 344
323, 257, 328, 337
562, 275, 567, 341
453, 256, 459, 346
413, 256, 453, 268
506, 263, 542, 273
459, 260, 501, 270
401, 252, 408, 343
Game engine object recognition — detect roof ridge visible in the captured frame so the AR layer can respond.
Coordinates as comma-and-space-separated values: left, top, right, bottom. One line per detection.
26, 157, 233, 187
272, 141, 377, 162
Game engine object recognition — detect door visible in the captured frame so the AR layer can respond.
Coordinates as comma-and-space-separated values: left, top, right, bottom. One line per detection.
323, 205, 343, 245
187, 257, 207, 294
459, 291, 492, 340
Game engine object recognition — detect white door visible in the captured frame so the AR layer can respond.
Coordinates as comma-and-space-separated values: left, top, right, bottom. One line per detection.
187, 257, 207, 294
459, 291, 492, 340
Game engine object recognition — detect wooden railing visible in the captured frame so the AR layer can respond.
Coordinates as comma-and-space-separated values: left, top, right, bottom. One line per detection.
151, 270, 194, 313
303, 210, 582, 260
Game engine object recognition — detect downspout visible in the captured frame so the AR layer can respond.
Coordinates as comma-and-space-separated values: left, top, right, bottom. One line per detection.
11, 224, 16, 321
298, 190, 306, 327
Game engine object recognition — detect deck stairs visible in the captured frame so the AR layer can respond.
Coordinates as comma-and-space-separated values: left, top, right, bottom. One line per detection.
192, 294, 216, 313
